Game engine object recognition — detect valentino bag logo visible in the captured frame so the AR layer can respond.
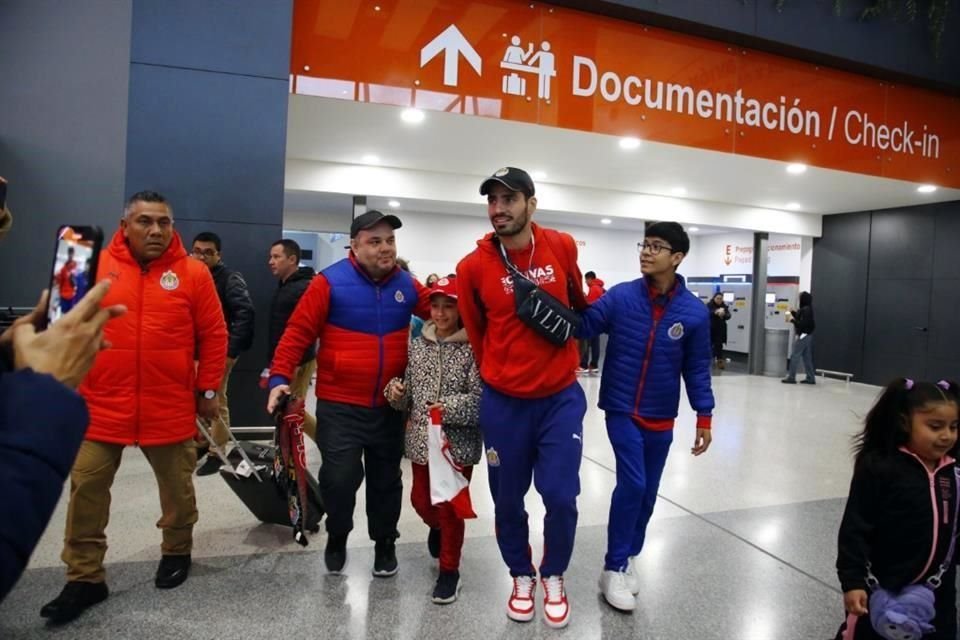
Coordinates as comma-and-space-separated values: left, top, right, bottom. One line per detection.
159, 270, 180, 291
668, 322, 685, 340
394, 290, 405, 303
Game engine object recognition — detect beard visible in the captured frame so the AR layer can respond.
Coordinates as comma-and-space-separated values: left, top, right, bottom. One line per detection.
493, 208, 530, 237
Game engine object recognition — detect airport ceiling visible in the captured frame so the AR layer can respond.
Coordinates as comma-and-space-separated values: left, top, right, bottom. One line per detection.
284, 95, 960, 234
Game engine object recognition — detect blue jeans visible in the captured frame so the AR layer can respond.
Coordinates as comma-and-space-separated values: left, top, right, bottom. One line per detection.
786, 334, 815, 380
604, 413, 674, 570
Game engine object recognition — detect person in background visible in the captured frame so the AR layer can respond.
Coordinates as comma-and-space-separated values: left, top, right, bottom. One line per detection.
397, 257, 424, 339
706, 292, 731, 370
191, 231, 256, 475
267, 239, 317, 440
56, 247, 78, 314
384, 276, 481, 605
40, 191, 227, 625
577, 271, 606, 375
425, 273, 440, 288
782, 291, 816, 384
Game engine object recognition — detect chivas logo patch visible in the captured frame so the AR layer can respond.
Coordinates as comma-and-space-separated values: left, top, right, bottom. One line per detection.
486, 447, 501, 467
159, 270, 180, 291
394, 290, 405, 303
668, 322, 684, 340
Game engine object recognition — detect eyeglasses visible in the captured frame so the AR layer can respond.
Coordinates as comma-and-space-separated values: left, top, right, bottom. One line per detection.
191, 248, 217, 258
637, 241, 674, 256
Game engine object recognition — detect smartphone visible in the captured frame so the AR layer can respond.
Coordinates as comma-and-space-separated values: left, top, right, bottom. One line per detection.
43, 225, 104, 328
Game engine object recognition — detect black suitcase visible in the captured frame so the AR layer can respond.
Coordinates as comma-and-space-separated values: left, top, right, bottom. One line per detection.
195, 417, 324, 534
218, 443, 324, 533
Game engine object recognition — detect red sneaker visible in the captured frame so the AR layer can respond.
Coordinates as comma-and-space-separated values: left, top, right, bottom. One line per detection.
506, 575, 536, 622
541, 575, 570, 628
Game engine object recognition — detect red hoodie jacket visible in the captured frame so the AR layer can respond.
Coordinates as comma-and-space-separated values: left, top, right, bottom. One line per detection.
457, 224, 587, 399
586, 278, 605, 304
79, 229, 227, 446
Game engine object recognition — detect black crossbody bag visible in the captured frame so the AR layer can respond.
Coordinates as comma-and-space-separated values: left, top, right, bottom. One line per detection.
493, 236, 581, 346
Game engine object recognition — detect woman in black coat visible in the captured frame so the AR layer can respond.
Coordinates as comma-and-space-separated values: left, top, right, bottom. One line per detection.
706, 293, 731, 370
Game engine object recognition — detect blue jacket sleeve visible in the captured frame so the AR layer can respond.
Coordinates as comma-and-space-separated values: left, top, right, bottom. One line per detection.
576, 288, 616, 339
0, 370, 88, 602
681, 311, 715, 416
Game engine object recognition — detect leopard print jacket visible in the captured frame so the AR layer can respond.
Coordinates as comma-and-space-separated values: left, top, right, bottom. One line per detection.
384, 322, 482, 466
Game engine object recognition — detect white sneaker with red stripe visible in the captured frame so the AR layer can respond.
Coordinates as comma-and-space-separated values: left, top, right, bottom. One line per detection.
541, 575, 570, 628
506, 575, 536, 622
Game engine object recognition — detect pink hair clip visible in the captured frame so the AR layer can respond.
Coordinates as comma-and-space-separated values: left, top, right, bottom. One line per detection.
936, 380, 950, 390
904, 378, 914, 390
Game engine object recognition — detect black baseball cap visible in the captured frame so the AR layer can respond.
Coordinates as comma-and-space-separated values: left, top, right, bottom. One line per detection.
479, 167, 535, 198
350, 209, 402, 238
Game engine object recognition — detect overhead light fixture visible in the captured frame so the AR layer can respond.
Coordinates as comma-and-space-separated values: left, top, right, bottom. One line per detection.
689, 226, 700, 232
917, 184, 937, 194
671, 187, 687, 197
532, 171, 547, 180
601, 218, 612, 225
786, 163, 807, 175
388, 200, 400, 208
362, 154, 380, 164
400, 108, 425, 124
619, 137, 641, 150
786, 202, 801, 210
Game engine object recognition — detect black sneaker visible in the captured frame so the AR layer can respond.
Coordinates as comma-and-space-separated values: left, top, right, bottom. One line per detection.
155, 554, 191, 589
427, 528, 441, 559
432, 570, 461, 604
801, 378, 816, 385
372, 538, 398, 577
195, 455, 223, 476
40, 581, 109, 624
781, 378, 797, 384
325, 533, 348, 574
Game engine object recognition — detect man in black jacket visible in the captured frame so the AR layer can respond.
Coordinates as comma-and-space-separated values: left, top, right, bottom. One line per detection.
782, 290, 816, 384
267, 239, 317, 440
191, 232, 255, 475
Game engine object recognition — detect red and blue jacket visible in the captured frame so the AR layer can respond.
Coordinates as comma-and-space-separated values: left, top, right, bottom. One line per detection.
270, 254, 430, 408
577, 274, 714, 429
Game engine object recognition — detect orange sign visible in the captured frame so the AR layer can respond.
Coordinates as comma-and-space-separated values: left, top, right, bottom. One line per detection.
290, 0, 960, 188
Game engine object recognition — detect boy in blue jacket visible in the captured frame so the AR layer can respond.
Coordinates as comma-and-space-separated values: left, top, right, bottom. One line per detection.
577, 221, 714, 613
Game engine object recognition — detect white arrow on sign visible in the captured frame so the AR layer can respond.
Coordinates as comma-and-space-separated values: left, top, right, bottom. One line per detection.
419, 24, 482, 87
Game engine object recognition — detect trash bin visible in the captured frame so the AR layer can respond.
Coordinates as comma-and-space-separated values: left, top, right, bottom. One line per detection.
763, 329, 790, 377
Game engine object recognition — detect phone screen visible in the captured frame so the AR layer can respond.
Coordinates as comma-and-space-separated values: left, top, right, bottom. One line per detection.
45, 225, 103, 328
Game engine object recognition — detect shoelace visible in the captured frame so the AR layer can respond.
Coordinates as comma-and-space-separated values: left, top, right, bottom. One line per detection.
513, 575, 535, 599
542, 575, 564, 602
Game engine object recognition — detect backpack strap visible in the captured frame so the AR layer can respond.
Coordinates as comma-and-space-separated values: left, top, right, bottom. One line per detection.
540, 228, 586, 309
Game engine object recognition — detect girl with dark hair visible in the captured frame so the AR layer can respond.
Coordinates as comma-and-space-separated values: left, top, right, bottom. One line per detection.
835, 379, 960, 640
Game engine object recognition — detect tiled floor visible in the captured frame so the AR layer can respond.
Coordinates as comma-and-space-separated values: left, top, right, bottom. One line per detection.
1, 373, 912, 639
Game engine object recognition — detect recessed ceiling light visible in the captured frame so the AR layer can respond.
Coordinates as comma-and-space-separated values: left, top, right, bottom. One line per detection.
388, 200, 400, 208
619, 137, 641, 150
362, 154, 380, 164
400, 108, 425, 124
917, 184, 937, 194
601, 218, 612, 225
786, 163, 807, 175
786, 202, 801, 210
689, 226, 700, 232
532, 171, 547, 180
671, 187, 687, 197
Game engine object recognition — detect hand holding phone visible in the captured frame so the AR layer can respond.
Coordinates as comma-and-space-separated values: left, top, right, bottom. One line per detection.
44, 225, 103, 329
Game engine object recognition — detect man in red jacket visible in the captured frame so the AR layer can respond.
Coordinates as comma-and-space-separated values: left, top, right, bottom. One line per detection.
577, 271, 606, 375
457, 167, 587, 629
267, 210, 430, 578
40, 191, 227, 625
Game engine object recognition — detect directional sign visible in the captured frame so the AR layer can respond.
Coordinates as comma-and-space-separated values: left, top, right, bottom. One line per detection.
419, 24, 482, 87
